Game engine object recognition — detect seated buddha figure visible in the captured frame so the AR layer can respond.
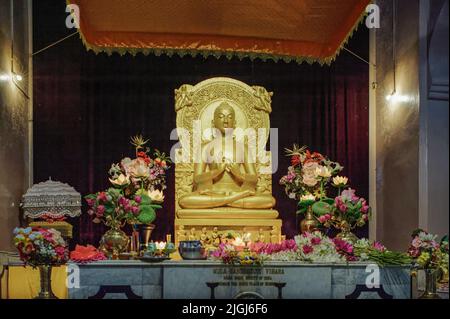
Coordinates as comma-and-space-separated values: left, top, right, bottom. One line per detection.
178, 102, 276, 209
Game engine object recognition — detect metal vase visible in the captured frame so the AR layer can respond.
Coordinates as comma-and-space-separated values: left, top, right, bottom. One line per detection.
99, 226, 130, 259
35, 265, 57, 299
300, 206, 318, 233
136, 224, 156, 251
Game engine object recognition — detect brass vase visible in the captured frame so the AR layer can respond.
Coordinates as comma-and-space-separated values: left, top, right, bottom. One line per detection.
35, 265, 57, 299
136, 224, 155, 252
99, 225, 129, 259
419, 268, 441, 299
300, 206, 318, 233
336, 222, 358, 243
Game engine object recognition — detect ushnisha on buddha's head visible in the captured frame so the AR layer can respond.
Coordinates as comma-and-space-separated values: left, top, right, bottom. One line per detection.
212, 102, 236, 135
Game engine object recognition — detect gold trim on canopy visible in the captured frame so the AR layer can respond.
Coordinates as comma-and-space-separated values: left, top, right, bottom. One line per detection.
67, 0, 370, 64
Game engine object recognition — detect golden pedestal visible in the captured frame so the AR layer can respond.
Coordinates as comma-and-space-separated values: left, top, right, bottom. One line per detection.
175, 209, 282, 247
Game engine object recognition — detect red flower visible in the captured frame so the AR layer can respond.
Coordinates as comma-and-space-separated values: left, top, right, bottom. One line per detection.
137, 151, 151, 164
303, 150, 324, 164
291, 155, 301, 167
302, 245, 314, 254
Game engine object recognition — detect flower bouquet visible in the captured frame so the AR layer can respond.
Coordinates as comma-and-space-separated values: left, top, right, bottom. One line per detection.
316, 188, 370, 242
85, 135, 171, 257
408, 229, 449, 298
280, 144, 344, 232
14, 227, 68, 267
13, 227, 68, 299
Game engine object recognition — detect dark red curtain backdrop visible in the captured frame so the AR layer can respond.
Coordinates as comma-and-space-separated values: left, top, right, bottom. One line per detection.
33, 1, 369, 246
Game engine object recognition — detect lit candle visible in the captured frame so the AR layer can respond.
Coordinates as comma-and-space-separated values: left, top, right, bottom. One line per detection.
155, 241, 166, 250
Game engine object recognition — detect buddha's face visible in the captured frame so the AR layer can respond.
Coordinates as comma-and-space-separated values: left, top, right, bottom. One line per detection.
213, 103, 235, 134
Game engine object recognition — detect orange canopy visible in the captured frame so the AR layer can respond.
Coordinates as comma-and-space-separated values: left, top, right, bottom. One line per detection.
68, 0, 370, 64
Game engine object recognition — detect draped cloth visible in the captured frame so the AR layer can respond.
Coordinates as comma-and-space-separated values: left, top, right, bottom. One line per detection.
67, 0, 370, 64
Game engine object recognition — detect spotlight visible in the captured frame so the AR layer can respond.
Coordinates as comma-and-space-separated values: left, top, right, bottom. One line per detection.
0, 73, 11, 81
386, 91, 409, 103
0, 73, 23, 82
386, 90, 396, 101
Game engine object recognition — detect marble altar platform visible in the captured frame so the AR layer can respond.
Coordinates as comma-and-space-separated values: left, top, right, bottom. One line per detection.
67, 260, 412, 299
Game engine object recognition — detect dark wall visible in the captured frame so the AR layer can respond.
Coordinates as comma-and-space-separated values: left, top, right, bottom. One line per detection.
374, 0, 421, 250
33, 0, 369, 244
0, 0, 30, 251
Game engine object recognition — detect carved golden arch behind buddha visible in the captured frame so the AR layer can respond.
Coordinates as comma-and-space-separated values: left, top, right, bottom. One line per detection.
174, 77, 275, 211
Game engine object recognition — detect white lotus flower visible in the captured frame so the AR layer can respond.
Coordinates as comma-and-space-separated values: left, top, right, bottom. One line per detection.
315, 166, 332, 178
109, 174, 130, 187
332, 176, 348, 186
148, 189, 165, 202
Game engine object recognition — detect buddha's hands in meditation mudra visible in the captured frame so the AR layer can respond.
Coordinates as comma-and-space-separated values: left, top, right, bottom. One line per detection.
179, 102, 275, 209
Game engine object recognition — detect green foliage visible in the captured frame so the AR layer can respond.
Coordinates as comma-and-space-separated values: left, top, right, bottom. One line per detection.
297, 200, 315, 214
137, 205, 157, 224
354, 247, 412, 267
312, 200, 334, 216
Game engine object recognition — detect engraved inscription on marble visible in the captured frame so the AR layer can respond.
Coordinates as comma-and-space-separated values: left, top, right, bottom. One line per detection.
212, 267, 284, 287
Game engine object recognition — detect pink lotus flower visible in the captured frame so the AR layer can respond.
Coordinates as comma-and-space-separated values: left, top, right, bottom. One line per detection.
338, 204, 347, 213
360, 200, 369, 213
86, 198, 95, 207
118, 196, 129, 207
96, 205, 105, 217
372, 241, 386, 252
131, 206, 140, 215
134, 195, 141, 203
318, 214, 331, 223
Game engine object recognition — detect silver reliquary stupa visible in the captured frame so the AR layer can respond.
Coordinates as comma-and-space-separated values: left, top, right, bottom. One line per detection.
21, 178, 81, 238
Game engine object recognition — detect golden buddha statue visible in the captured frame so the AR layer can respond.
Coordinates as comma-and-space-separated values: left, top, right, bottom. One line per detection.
179, 102, 276, 210
173, 77, 281, 247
